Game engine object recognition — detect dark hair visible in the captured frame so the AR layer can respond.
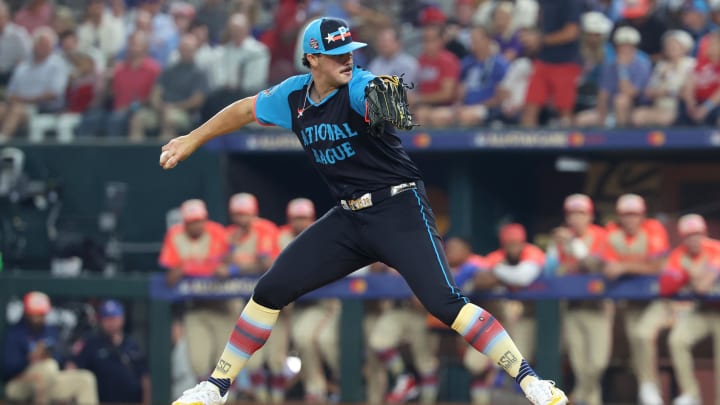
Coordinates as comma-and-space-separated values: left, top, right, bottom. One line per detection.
302, 54, 311, 68
59, 29, 77, 41
378, 25, 402, 41
445, 235, 473, 248
189, 19, 208, 31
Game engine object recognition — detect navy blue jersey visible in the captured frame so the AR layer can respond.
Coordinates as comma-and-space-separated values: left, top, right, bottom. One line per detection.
73, 333, 146, 403
254, 66, 422, 200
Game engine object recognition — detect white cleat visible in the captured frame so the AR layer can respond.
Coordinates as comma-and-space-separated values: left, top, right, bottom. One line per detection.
639, 382, 664, 405
672, 393, 700, 405
172, 381, 228, 405
525, 380, 568, 405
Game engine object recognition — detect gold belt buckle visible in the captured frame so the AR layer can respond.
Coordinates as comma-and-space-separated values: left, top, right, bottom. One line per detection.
347, 193, 373, 211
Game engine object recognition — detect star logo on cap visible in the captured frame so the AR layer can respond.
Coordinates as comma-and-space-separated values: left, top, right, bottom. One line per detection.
325, 33, 336, 43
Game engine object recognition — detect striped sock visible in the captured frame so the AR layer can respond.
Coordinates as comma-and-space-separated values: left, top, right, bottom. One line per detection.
208, 298, 280, 396
450, 303, 539, 392
515, 359, 538, 386
376, 348, 405, 376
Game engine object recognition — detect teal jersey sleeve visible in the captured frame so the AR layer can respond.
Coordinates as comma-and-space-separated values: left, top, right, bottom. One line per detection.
254, 74, 311, 130
348, 66, 376, 117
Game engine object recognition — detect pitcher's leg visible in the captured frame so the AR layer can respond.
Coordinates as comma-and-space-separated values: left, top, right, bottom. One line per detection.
368, 190, 560, 400
206, 208, 372, 397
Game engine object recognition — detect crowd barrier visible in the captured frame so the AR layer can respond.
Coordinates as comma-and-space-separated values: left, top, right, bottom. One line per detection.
204, 127, 720, 153
150, 272, 720, 301
2, 272, 717, 404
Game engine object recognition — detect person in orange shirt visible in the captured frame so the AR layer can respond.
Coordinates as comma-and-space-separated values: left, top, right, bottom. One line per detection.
158, 199, 233, 380
602, 193, 670, 405
226, 192, 279, 275
662, 214, 720, 405
472, 223, 545, 402
160, 199, 230, 283
225, 192, 283, 403
551, 194, 611, 405
442, 237, 500, 405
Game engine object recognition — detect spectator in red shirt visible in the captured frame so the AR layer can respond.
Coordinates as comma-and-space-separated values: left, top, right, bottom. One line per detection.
678, 31, 720, 126
28, 51, 102, 143
13, 0, 52, 34
411, 24, 461, 127
260, 0, 308, 84
520, 0, 582, 128
83, 30, 161, 137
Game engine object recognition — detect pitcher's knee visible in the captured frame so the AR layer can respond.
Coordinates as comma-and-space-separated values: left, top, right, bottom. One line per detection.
252, 276, 294, 310
425, 297, 467, 327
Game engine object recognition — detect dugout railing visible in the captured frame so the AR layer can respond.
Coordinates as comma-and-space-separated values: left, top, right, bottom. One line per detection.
2, 272, 717, 404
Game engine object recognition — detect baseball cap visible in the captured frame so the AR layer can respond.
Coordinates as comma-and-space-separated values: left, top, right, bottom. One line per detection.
582, 12, 613, 36
180, 199, 208, 222
678, 214, 707, 237
229, 193, 258, 215
419, 6, 448, 25
682, 0, 709, 13
663, 29, 694, 53
287, 198, 316, 219
24, 291, 51, 316
622, 0, 650, 18
169, 2, 195, 17
564, 194, 594, 213
98, 300, 124, 318
499, 223, 527, 244
302, 17, 367, 55
616, 193, 646, 214
614, 26, 641, 46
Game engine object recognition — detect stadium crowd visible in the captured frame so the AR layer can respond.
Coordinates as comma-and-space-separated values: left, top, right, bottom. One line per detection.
5, 190, 720, 405
2, 0, 720, 142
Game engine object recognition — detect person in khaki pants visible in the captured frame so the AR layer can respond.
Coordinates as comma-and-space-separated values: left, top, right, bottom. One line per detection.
226, 193, 283, 403
368, 291, 440, 405
159, 199, 234, 380
551, 194, 612, 405
602, 194, 670, 405
660, 214, 720, 405
252, 197, 322, 404
475, 224, 545, 363
368, 265, 439, 404
440, 236, 498, 405
2, 291, 99, 405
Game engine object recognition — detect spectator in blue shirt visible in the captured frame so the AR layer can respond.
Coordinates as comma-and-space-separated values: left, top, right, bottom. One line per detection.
426, 26, 508, 127
68, 300, 149, 404
3, 291, 98, 405
679, 0, 712, 55
576, 26, 651, 127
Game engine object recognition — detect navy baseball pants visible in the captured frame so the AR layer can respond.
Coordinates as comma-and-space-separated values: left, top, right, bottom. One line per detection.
252, 182, 468, 326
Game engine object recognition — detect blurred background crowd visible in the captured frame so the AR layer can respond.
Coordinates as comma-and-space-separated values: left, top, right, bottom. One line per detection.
3, 0, 720, 405
2, 0, 720, 143
4, 190, 720, 405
